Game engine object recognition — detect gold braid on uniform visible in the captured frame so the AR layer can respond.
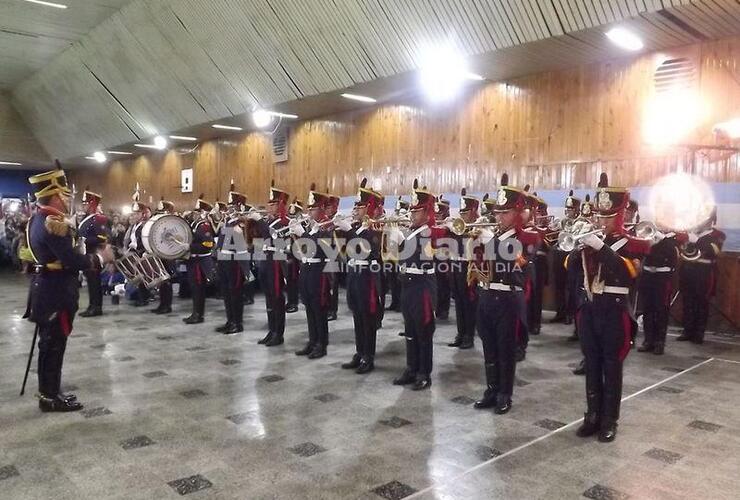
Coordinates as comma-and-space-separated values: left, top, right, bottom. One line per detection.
45, 215, 70, 237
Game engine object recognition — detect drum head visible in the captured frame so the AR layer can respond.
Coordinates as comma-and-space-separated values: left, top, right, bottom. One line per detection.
142, 214, 192, 259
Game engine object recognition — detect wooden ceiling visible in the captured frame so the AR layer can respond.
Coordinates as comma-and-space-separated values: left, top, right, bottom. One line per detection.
6, 0, 740, 164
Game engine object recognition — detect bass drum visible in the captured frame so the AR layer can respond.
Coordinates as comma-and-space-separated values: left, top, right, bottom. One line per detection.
142, 214, 193, 260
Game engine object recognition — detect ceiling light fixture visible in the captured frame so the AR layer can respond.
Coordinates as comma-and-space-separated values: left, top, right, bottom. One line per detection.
605, 27, 644, 51
418, 45, 475, 102
341, 93, 377, 103
93, 152, 107, 164
153, 136, 167, 149
134, 144, 160, 149
22, 0, 68, 9
169, 135, 198, 141
212, 124, 243, 131
252, 110, 273, 129
0, 161, 23, 166
107, 150, 132, 155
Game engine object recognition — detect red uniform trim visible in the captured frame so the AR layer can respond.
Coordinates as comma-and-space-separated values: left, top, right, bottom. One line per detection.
273, 261, 281, 296
369, 277, 377, 315
59, 310, 72, 337
423, 290, 433, 325
195, 263, 202, 285
514, 317, 521, 341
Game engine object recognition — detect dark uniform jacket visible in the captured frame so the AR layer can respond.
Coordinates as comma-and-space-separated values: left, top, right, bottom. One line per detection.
78, 212, 109, 254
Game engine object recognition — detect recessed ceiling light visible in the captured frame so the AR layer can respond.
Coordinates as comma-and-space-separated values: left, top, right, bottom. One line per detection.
93, 152, 107, 163
84, 156, 96, 160
107, 150, 132, 155
418, 45, 473, 102
134, 143, 161, 149
153, 136, 167, 149
169, 135, 198, 141
0, 161, 23, 166
269, 111, 298, 119
22, 0, 67, 9
212, 124, 243, 131
341, 93, 377, 103
252, 110, 273, 128
605, 27, 644, 51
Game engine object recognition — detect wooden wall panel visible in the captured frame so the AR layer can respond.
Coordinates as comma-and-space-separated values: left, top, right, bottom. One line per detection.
70, 36, 740, 211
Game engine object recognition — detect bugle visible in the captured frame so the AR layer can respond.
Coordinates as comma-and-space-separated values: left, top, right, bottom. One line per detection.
446, 217, 499, 236
557, 225, 605, 252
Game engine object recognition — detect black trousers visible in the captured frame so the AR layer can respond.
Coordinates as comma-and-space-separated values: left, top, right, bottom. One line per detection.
577, 296, 633, 421
329, 268, 341, 315
286, 257, 300, 308
158, 281, 173, 309
37, 314, 72, 397
299, 263, 330, 348
528, 254, 548, 333
84, 267, 103, 310
477, 290, 523, 399
639, 272, 673, 346
450, 262, 477, 342
386, 264, 401, 308
347, 268, 381, 359
259, 259, 286, 336
218, 260, 244, 326
680, 265, 715, 342
400, 276, 437, 377
436, 268, 451, 317
187, 258, 211, 317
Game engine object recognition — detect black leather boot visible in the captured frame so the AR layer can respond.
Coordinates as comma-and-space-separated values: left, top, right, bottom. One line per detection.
265, 334, 284, 346
216, 323, 232, 333
286, 304, 298, 313
223, 323, 243, 335
474, 363, 498, 409
653, 343, 665, 355
572, 358, 586, 375
493, 394, 512, 414
79, 307, 102, 317
356, 357, 374, 374
459, 337, 474, 349
295, 343, 313, 356
411, 375, 432, 391
327, 311, 337, 321
308, 345, 327, 359
39, 395, 83, 412
393, 369, 416, 386
676, 332, 692, 341
342, 354, 361, 370
447, 336, 463, 348
258, 332, 273, 345
515, 346, 526, 362
598, 419, 618, 442
183, 314, 203, 324
637, 342, 654, 353
576, 413, 600, 437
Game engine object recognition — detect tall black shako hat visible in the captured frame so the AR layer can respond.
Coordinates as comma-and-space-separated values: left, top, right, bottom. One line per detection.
459, 187, 480, 213
595, 173, 629, 217
494, 173, 527, 212
354, 178, 383, 213
307, 182, 330, 209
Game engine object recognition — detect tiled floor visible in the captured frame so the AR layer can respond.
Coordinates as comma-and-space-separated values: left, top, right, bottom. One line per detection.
1, 271, 739, 500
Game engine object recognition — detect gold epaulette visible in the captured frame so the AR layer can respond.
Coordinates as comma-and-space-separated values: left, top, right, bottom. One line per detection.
45, 215, 70, 237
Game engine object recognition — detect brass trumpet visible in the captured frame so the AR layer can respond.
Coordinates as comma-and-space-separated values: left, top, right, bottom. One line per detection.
557, 223, 605, 252
363, 214, 411, 228
446, 217, 499, 236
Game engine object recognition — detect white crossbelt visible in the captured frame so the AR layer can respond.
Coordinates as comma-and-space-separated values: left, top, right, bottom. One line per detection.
191, 253, 211, 258
348, 259, 377, 266
593, 286, 629, 295
401, 267, 435, 275
643, 266, 672, 273
478, 282, 522, 292
302, 257, 323, 264
694, 258, 713, 265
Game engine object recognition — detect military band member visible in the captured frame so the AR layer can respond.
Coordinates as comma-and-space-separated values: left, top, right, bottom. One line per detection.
528, 193, 550, 336
677, 210, 725, 344
327, 194, 342, 321
215, 183, 250, 335
78, 187, 108, 317
127, 189, 152, 307
26, 168, 114, 411
183, 195, 215, 324
390, 180, 440, 391
385, 197, 408, 312
285, 199, 303, 314
248, 182, 290, 346
447, 188, 479, 349
473, 174, 539, 414
434, 196, 452, 320
638, 225, 686, 354
552, 190, 580, 325
338, 179, 384, 373
150, 198, 176, 314
569, 173, 650, 442
291, 184, 333, 359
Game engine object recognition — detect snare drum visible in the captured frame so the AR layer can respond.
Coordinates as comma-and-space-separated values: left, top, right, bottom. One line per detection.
115, 253, 142, 284
136, 254, 171, 289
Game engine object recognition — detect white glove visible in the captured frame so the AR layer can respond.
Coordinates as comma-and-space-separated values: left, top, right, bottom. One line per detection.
475, 216, 489, 224
688, 232, 699, 244
335, 218, 352, 232
387, 227, 405, 246
246, 211, 261, 221
478, 228, 496, 244
581, 233, 604, 250
289, 220, 305, 237
652, 231, 665, 244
